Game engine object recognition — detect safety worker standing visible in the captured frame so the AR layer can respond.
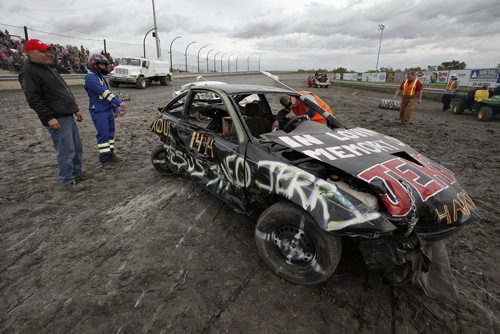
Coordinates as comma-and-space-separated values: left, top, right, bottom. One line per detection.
273, 90, 334, 130
84, 54, 126, 167
393, 71, 423, 124
442, 73, 459, 112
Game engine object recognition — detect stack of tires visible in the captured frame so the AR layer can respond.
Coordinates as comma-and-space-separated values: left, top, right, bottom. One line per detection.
379, 99, 401, 110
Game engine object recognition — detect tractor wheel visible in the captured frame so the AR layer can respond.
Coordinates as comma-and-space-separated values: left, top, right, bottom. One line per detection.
477, 105, 493, 121
452, 101, 465, 114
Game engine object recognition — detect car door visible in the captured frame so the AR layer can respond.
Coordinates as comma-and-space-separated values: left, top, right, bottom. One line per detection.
174, 88, 251, 213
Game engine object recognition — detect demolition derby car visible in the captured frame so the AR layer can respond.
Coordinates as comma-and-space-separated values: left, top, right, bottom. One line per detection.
307, 73, 330, 88
150, 84, 479, 285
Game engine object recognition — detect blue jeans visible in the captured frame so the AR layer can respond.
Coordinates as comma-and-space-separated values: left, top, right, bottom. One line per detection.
47, 116, 83, 184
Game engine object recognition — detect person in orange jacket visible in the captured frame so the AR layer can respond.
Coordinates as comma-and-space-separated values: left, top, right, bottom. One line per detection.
393, 71, 423, 124
272, 90, 334, 130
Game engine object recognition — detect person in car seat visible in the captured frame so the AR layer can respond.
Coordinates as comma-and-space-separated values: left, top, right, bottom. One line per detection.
272, 91, 334, 130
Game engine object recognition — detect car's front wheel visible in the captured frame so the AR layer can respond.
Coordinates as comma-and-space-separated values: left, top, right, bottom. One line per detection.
151, 144, 174, 175
255, 201, 342, 285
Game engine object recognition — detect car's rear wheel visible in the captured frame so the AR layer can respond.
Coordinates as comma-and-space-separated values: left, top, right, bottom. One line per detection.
452, 101, 465, 114
151, 144, 174, 175
136, 77, 146, 89
255, 201, 342, 285
477, 105, 493, 121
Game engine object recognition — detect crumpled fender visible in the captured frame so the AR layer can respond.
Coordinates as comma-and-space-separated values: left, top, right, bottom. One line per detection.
252, 160, 396, 235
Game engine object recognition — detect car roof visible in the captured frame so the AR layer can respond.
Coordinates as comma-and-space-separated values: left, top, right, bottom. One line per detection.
191, 83, 295, 95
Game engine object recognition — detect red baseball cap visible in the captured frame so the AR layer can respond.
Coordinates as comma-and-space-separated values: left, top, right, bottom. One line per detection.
24, 39, 50, 52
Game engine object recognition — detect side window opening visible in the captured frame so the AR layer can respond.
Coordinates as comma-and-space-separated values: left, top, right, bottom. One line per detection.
186, 91, 238, 143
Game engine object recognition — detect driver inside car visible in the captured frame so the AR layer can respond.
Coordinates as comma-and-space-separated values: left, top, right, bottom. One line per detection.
272, 91, 334, 130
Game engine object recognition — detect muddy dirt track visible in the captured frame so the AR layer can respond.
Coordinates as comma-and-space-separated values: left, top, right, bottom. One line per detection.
1, 73, 499, 333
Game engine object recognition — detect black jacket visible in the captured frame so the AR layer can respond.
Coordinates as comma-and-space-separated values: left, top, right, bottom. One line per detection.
19, 61, 79, 126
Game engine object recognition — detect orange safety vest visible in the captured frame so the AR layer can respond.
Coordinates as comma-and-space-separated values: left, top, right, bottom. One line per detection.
403, 79, 419, 96
446, 80, 457, 90
293, 90, 333, 124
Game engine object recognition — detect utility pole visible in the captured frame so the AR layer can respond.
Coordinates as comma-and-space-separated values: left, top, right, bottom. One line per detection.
151, 0, 161, 59
376, 24, 385, 71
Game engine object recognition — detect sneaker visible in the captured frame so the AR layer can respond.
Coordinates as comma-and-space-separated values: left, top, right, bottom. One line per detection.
61, 180, 85, 192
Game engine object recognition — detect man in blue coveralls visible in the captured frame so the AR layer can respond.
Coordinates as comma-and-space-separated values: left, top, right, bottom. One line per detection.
84, 54, 126, 167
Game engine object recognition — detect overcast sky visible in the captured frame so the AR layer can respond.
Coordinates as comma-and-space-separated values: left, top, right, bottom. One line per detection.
2, 0, 500, 72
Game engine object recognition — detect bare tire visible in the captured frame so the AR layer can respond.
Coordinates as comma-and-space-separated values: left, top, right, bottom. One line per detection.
452, 101, 465, 114
159, 76, 168, 86
379, 99, 400, 110
151, 144, 173, 175
136, 77, 146, 89
255, 201, 342, 285
477, 105, 493, 121
109, 80, 120, 88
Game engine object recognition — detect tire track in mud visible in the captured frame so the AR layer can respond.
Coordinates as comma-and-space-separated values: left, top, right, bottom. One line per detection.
1, 183, 182, 332
200, 260, 263, 334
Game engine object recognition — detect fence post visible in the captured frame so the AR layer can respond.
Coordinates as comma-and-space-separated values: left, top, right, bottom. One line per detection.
23, 26, 28, 41
103, 39, 107, 54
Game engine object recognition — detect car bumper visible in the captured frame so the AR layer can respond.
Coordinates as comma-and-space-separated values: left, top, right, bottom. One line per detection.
109, 77, 137, 84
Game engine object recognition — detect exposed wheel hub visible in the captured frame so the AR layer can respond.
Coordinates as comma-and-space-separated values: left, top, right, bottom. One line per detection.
272, 225, 316, 264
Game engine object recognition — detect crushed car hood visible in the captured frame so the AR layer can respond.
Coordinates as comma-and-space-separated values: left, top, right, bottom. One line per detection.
262, 122, 419, 172
262, 121, 479, 228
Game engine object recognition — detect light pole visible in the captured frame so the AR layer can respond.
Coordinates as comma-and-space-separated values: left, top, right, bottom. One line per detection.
220, 52, 227, 73
169, 35, 182, 73
375, 24, 385, 71
235, 53, 243, 72
258, 55, 262, 71
184, 41, 196, 72
227, 53, 233, 72
143, 28, 155, 58
151, 0, 161, 59
197, 45, 208, 73
247, 54, 253, 72
206, 49, 215, 72
213, 51, 221, 72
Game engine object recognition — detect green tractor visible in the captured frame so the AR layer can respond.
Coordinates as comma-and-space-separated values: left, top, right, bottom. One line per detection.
451, 89, 500, 121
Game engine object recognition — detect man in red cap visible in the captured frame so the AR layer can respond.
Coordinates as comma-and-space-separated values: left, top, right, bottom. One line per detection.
19, 39, 86, 192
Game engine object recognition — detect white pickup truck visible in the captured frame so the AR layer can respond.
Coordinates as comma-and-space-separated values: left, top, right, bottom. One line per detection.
109, 57, 171, 89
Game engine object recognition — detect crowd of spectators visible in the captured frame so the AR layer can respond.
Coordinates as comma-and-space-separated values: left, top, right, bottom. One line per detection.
1, 30, 115, 74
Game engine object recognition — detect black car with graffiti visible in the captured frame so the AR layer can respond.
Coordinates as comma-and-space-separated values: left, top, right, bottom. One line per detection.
150, 84, 479, 287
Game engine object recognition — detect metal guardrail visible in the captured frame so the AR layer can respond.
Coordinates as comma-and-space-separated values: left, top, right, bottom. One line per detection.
0, 73, 86, 81
332, 81, 445, 95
